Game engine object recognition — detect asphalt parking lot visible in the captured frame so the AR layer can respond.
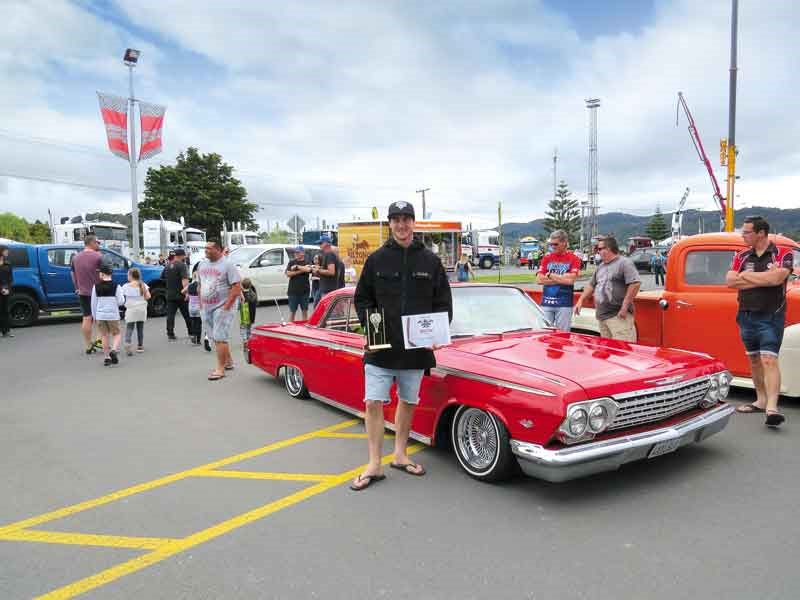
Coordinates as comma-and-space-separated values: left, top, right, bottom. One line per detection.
1, 298, 798, 599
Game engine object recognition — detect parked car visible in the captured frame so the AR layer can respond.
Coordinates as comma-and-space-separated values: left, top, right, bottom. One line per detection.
4, 243, 166, 327
228, 244, 320, 302
629, 246, 668, 272
554, 232, 800, 397
247, 284, 734, 483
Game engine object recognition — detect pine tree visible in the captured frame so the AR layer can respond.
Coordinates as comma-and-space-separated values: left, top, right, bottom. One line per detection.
543, 180, 581, 247
646, 207, 670, 241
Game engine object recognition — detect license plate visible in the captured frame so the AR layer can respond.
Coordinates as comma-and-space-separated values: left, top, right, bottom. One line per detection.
648, 438, 681, 459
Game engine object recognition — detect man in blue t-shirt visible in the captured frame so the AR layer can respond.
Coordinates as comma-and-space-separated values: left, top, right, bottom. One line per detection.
537, 230, 582, 331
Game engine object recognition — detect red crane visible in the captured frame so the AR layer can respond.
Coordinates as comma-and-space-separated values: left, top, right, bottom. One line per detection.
676, 92, 726, 227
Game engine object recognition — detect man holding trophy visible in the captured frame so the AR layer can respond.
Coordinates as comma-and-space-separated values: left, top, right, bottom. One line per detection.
352, 201, 453, 491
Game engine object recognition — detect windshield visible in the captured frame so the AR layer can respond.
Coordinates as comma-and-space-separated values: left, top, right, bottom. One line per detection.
92, 226, 128, 241
450, 286, 549, 337
519, 242, 538, 254
229, 246, 264, 265
245, 234, 260, 245
185, 231, 205, 242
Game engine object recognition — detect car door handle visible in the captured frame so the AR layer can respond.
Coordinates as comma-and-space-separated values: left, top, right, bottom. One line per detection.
676, 300, 693, 307
47, 272, 59, 276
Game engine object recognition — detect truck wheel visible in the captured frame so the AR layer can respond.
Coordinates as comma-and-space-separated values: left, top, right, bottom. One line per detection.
480, 256, 494, 270
8, 293, 39, 328
148, 287, 167, 317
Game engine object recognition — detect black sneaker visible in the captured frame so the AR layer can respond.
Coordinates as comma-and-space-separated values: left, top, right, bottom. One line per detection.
191, 336, 201, 345
167, 334, 177, 341
86, 344, 97, 355
103, 357, 112, 366
203, 337, 212, 352
110, 350, 119, 365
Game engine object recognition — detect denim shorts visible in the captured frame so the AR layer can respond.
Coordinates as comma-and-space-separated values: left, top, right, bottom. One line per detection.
287, 294, 309, 313
364, 364, 424, 405
736, 309, 785, 357
202, 304, 236, 343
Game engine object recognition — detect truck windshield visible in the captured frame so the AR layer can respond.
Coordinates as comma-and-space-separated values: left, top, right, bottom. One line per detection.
185, 232, 205, 242
92, 226, 128, 241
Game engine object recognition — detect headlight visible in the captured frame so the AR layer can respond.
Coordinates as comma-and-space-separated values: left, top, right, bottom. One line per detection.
707, 377, 720, 401
588, 404, 609, 432
718, 372, 731, 399
569, 409, 588, 436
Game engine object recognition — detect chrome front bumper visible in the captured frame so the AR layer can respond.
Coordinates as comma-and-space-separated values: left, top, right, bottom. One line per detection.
510, 403, 736, 483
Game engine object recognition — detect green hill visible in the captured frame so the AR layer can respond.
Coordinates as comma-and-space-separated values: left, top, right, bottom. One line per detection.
502, 206, 800, 245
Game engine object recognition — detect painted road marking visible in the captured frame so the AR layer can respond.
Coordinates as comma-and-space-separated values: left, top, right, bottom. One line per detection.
317, 432, 395, 439
0, 419, 358, 536
193, 470, 337, 482
0, 418, 425, 599
0, 530, 175, 550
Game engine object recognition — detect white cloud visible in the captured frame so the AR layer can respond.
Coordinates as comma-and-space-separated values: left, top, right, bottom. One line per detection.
1, 0, 798, 233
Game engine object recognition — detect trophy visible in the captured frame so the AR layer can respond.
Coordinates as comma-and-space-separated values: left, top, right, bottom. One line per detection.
365, 308, 392, 351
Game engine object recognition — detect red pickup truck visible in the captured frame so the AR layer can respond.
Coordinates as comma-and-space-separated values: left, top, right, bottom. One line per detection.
530, 233, 800, 397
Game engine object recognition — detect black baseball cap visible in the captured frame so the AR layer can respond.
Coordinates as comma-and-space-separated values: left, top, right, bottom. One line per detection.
387, 201, 415, 219
174, 248, 186, 257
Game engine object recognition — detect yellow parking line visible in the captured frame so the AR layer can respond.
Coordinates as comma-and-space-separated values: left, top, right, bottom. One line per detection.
316, 432, 395, 440
193, 470, 336, 482
35, 444, 424, 600
0, 419, 358, 536
0, 530, 174, 550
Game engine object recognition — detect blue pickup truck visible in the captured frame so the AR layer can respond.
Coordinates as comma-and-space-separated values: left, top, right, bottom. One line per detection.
4, 243, 166, 327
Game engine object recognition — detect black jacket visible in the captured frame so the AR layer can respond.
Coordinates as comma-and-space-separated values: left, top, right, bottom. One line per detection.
354, 238, 452, 370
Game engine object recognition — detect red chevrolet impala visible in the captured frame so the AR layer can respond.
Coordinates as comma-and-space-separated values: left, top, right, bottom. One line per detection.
248, 285, 735, 482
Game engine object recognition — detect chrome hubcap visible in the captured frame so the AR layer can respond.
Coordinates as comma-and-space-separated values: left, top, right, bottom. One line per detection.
456, 408, 498, 469
285, 367, 303, 395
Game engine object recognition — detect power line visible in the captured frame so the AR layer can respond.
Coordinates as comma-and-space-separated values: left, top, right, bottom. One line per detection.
0, 170, 130, 193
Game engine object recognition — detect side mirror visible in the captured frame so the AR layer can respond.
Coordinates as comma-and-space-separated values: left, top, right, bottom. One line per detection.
259, 259, 271, 267
658, 298, 669, 310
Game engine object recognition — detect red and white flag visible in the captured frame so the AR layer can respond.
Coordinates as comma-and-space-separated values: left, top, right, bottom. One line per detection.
139, 101, 166, 162
96, 92, 130, 162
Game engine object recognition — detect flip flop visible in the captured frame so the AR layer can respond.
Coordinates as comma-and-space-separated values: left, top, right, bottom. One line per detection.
765, 412, 786, 428
390, 462, 426, 476
208, 372, 225, 381
736, 403, 765, 414
349, 474, 386, 491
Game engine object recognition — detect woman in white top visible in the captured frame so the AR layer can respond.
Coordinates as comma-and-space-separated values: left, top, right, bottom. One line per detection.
121, 267, 151, 355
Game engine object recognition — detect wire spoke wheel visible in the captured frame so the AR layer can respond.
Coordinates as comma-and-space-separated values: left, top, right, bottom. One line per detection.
456, 408, 499, 470
284, 366, 308, 398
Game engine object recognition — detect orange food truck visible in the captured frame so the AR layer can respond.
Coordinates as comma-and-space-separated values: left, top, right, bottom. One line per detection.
337, 220, 462, 277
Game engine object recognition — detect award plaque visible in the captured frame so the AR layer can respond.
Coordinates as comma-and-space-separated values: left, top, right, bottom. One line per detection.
365, 308, 392, 351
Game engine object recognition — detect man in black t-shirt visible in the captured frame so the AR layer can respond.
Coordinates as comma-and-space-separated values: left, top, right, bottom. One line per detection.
313, 236, 341, 299
163, 249, 191, 339
726, 216, 794, 428
285, 247, 312, 321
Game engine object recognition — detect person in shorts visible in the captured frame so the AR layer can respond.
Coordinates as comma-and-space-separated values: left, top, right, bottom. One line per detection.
91, 263, 124, 366
197, 239, 242, 381
351, 200, 452, 491
574, 236, 641, 342
285, 246, 311, 321
70, 234, 102, 353
726, 215, 794, 428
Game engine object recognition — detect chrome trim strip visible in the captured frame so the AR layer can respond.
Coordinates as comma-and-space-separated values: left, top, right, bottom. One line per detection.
253, 329, 364, 356
612, 374, 712, 400
510, 403, 735, 483
430, 367, 558, 396
309, 392, 432, 445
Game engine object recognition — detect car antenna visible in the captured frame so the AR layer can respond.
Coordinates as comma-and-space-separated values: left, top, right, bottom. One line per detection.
273, 297, 287, 326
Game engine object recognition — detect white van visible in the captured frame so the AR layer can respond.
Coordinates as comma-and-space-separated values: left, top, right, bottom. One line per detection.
227, 244, 321, 302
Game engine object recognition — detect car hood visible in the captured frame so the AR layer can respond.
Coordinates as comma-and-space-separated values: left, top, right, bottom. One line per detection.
447, 330, 718, 396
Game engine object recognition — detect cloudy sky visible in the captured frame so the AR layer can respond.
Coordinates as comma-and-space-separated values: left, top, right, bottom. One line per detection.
1, 0, 798, 231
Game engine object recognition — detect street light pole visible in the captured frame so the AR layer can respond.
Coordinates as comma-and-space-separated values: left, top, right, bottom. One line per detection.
724, 0, 739, 232
123, 48, 141, 258
416, 188, 430, 220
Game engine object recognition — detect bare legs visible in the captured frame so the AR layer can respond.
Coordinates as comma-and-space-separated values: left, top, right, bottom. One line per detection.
81, 316, 93, 348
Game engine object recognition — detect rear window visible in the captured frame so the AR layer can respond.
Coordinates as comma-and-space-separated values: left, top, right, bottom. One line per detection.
6, 247, 30, 268
684, 250, 737, 286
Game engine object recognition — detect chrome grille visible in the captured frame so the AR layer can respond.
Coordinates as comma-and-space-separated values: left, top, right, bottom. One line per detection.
607, 377, 711, 431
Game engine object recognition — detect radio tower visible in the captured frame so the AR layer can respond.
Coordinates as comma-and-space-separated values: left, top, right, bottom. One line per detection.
586, 98, 600, 241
